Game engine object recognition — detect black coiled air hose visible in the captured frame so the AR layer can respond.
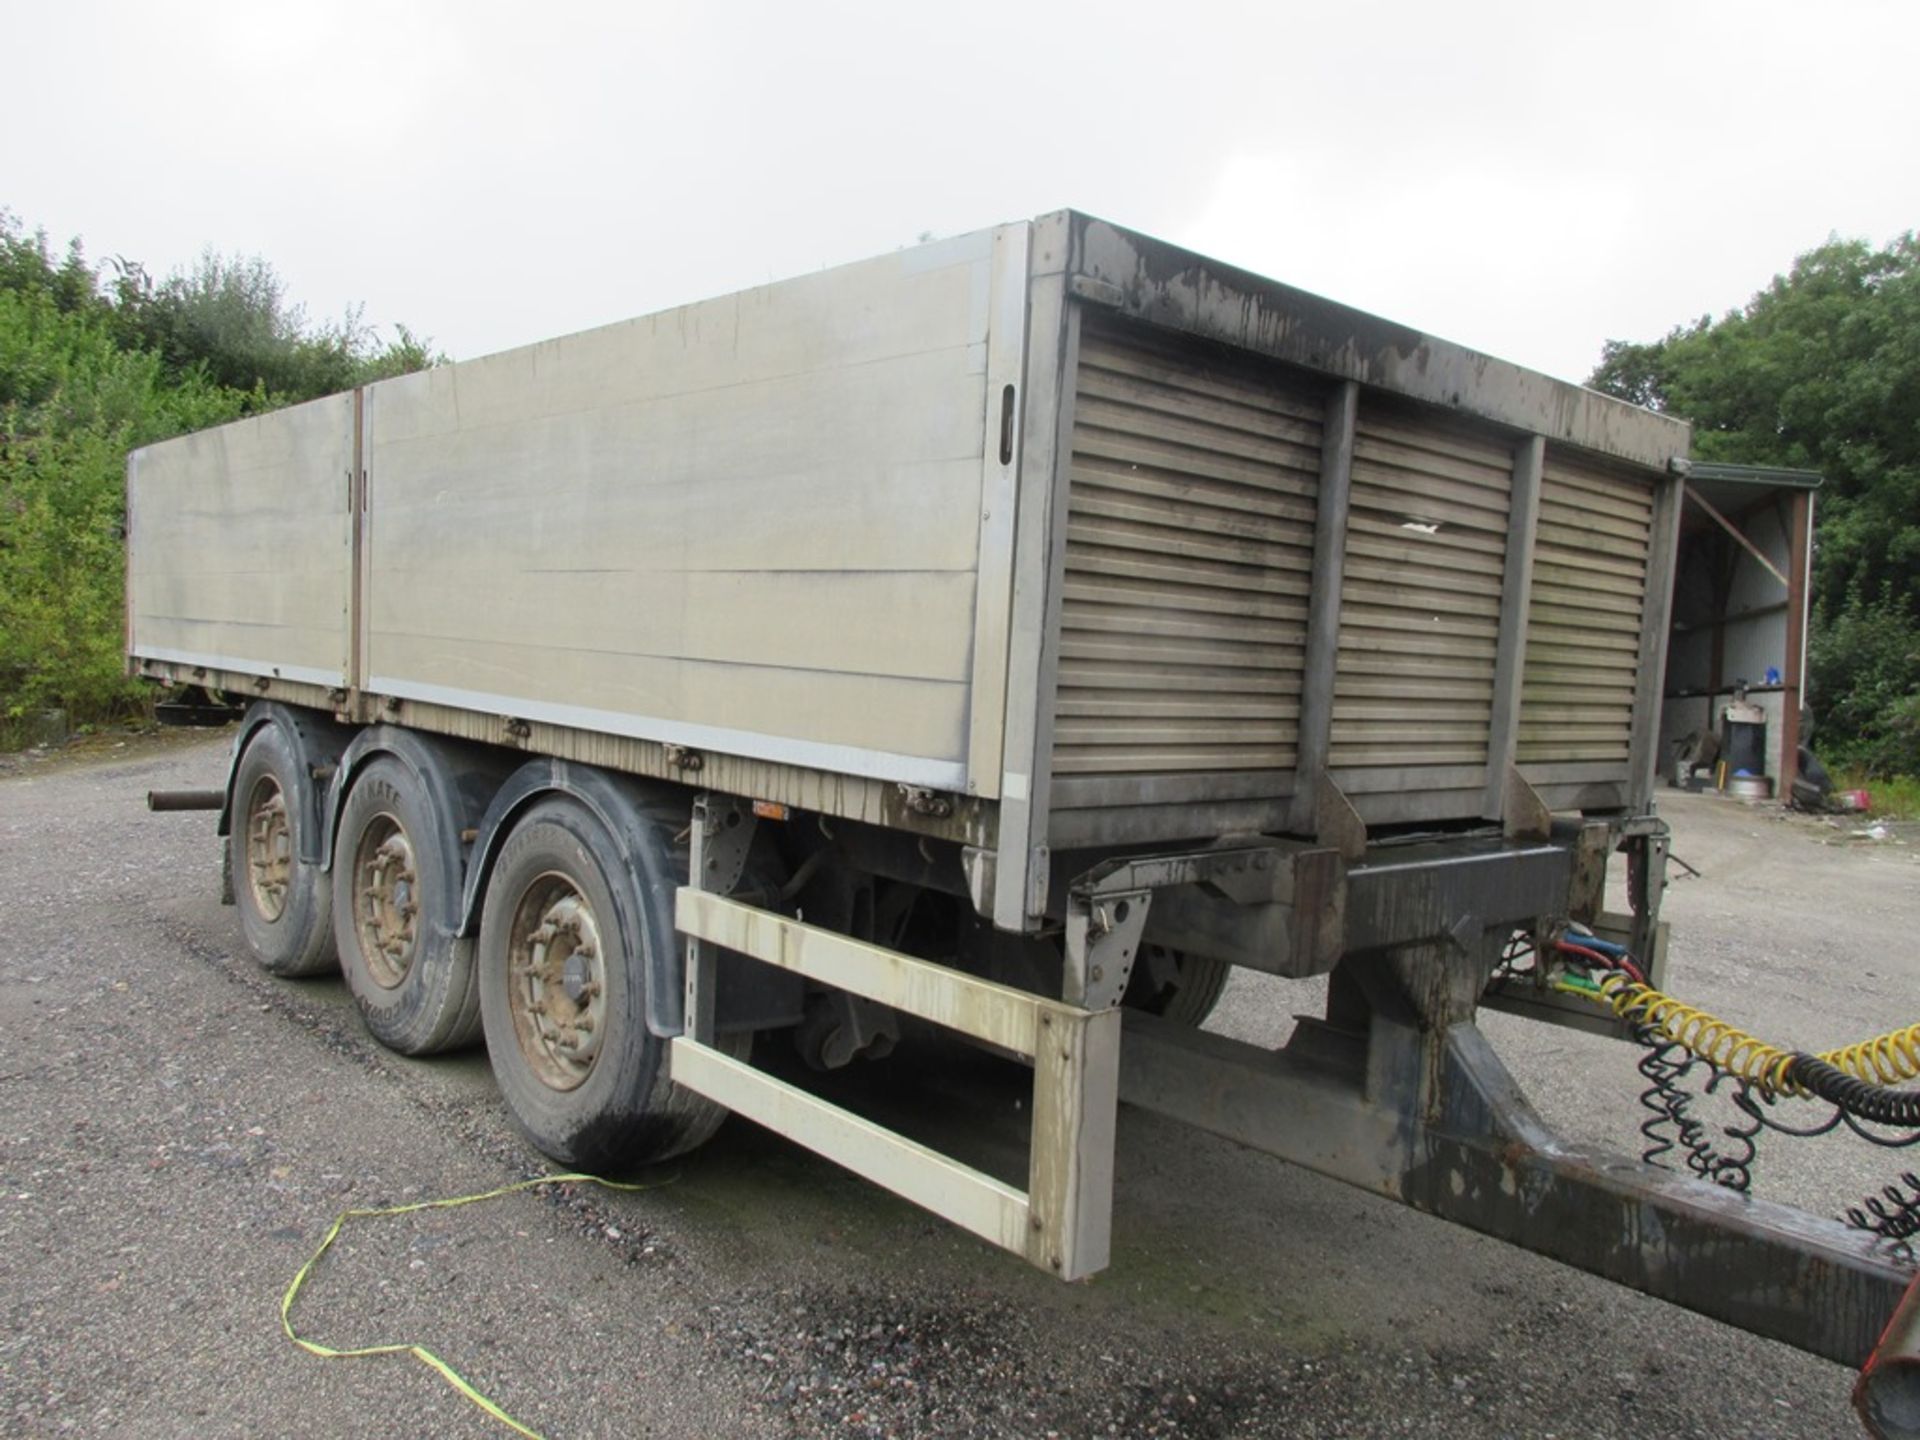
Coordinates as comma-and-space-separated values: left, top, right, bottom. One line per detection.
1786, 1054, 1920, 1129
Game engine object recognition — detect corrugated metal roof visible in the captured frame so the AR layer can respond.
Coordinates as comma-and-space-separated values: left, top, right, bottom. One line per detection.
1684, 461, 1823, 490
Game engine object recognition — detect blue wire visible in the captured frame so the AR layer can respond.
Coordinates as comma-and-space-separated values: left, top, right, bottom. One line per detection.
1567, 931, 1628, 957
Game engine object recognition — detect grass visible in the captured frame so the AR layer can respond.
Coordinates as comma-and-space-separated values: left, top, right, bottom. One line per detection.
1831, 768, 1920, 820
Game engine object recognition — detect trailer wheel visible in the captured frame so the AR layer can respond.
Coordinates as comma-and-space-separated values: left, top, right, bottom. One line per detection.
232, 724, 337, 977
478, 797, 738, 1170
1124, 945, 1230, 1027
332, 757, 480, 1055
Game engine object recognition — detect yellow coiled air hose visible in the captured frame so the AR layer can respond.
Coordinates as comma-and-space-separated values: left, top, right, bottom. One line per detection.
1596, 972, 1920, 1101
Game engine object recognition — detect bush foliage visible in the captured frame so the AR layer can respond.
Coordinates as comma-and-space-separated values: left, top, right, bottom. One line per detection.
0, 212, 436, 736
1590, 234, 1920, 776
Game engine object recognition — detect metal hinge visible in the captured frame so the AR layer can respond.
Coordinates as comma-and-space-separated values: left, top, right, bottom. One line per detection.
897, 784, 954, 819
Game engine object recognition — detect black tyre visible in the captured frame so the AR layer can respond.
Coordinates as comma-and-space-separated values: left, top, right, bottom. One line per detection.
232, 724, 337, 977
332, 757, 480, 1055
1124, 945, 1230, 1027
478, 797, 738, 1170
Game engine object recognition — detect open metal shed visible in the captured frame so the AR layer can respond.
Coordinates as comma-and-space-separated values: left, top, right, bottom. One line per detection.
1658, 461, 1821, 795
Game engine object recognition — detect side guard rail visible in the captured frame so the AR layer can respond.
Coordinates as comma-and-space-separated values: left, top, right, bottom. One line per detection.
673, 887, 1119, 1279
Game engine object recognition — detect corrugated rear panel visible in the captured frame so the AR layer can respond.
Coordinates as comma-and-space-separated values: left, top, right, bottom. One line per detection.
1518, 448, 1653, 770
1051, 320, 1323, 787
1329, 396, 1513, 791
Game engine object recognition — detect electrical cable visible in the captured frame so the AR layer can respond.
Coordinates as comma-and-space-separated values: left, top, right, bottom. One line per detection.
1597, 973, 1796, 1093
282, 1171, 672, 1440
1846, 1173, 1920, 1247
1554, 940, 1644, 985
1595, 972, 1920, 1110
1556, 947, 1920, 1241
1787, 1054, 1920, 1129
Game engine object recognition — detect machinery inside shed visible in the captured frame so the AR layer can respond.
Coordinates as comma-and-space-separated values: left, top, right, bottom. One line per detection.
1659, 461, 1820, 802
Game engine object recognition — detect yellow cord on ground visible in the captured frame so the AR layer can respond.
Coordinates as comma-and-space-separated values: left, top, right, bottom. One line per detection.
281, 1172, 670, 1440
1596, 972, 1920, 1098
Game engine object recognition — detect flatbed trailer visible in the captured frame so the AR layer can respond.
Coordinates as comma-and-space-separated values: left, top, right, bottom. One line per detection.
128, 212, 1920, 1435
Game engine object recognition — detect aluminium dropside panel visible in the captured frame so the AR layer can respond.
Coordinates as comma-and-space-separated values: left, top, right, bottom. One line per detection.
126, 392, 356, 690
359, 225, 1028, 798
128, 227, 1033, 809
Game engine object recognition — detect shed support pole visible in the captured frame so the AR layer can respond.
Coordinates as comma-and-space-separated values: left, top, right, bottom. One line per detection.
1781, 488, 1813, 798
1628, 473, 1685, 808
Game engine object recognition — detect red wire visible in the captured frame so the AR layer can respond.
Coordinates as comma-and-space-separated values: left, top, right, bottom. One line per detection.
1553, 939, 1646, 985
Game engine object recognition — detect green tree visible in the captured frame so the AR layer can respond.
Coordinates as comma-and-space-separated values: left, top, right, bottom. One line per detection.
1590, 233, 1920, 773
108, 249, 443, 406
0, 210, 440, 739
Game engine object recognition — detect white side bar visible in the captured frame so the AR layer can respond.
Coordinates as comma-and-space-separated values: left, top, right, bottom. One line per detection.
670, 1037, 1031, 1253
677, 888, 1063, 1057
673, 887, 1119, 1279
1029, 1004, 1120, 1276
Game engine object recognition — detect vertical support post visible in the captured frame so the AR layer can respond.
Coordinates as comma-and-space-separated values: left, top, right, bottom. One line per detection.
1026, 1005, 1121, 1280
348, 387, 366, 701
1627, 470, 1685, 809
123, 453, 138, 672
684, 797, 755, 1044
684, 795, 720, 1045
992, 221, 1078, 931
1287, 380, 1359, 835
1781, 487, 1813, 799
351, 386, 379, 722
1482, 435, 1544, 818
1625, 828, 1669, 986
965, 223, 1034, 797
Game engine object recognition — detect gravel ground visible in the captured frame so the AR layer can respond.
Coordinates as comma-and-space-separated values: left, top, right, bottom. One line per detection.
2, 731, 1916, 1439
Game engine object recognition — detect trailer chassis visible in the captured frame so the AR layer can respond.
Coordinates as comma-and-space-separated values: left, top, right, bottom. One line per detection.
670, 792, 1914, 1383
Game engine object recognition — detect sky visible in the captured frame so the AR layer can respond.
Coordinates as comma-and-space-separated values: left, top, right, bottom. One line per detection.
5, 0, 1916, 385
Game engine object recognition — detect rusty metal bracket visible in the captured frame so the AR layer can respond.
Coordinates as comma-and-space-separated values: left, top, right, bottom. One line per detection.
1565, 820, 1612, 922
1064, 888, 1151, 1010
1502, 767, 1551, 843
1316, 777, 1367, 864
1062, 845, 1301, 1007
1625, 825, 1670, 970
691, 796, 756, 898
683, 795, 757, 1047
960, 846, 995, 917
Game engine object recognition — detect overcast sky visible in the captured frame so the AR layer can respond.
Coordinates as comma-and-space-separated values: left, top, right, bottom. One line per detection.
6, 0, 1915, 384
